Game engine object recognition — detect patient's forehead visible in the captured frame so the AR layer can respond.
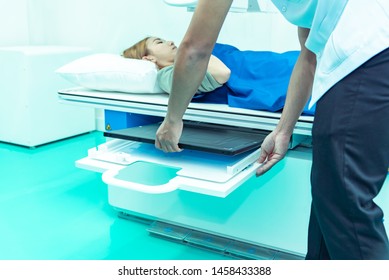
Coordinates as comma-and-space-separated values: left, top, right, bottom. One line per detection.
147, 37, 168, 45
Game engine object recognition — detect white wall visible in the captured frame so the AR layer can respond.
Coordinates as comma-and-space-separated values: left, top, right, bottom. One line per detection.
0, 0, 29, 46
1, 0, 299, 52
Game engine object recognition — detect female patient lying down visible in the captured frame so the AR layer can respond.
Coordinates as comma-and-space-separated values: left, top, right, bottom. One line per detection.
123, 37, 315, 115
123, 37, 230, 95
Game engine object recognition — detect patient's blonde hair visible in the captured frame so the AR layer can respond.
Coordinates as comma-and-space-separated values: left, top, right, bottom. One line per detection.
122, 37, 150, 59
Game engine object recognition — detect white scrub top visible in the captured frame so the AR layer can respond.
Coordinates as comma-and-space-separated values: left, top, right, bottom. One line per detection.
271, 0, 389, 107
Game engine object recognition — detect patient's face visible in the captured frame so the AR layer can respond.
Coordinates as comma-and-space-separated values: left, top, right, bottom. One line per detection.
146, 37, 177, 68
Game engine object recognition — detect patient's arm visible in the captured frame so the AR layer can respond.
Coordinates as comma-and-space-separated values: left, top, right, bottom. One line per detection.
208, 55, 231, 84
157, 57, 228, 94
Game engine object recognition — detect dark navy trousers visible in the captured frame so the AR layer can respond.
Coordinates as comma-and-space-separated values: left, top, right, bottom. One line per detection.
306, 48, 389, 259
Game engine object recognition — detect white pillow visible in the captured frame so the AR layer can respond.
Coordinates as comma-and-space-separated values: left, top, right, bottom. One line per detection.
55, 53, 163, 93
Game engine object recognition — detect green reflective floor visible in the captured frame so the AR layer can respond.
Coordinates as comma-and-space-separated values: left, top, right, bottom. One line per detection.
0, 132, 232, 260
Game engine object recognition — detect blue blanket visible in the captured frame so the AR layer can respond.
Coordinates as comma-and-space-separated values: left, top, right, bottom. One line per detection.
192, 43, 315, 115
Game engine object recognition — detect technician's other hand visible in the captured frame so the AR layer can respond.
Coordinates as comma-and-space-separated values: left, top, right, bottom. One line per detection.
155, 119, 183, 153
256, 130, 290, 176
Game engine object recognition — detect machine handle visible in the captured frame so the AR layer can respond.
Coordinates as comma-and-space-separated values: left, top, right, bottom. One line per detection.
102, 168, 179, 194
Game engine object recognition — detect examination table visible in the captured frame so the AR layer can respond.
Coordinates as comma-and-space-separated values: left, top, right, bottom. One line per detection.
58, 88, 389, 259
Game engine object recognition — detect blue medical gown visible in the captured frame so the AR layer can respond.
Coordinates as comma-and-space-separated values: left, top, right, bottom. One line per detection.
192, 43, 315, 115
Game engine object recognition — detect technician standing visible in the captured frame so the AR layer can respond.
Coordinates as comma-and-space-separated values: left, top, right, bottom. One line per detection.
155, 0, 389, 259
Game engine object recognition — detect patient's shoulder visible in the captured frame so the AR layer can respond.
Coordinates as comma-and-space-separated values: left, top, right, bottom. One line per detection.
157, 65, 174, 93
